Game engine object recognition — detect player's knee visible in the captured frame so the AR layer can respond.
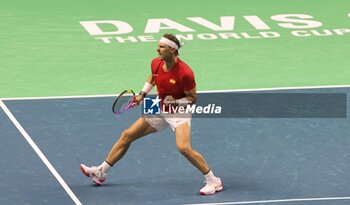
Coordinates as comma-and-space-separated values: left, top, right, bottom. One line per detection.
120, 130, 132, 144
177, 145, 192, 156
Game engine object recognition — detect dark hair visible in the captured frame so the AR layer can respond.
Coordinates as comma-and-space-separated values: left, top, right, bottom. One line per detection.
162, 33, 181, 56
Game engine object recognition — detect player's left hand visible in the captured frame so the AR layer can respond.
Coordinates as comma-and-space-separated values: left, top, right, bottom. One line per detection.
163, 95, 176, 106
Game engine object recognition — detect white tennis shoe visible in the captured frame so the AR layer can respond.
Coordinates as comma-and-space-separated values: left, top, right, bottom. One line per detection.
199, 177, 223, 195
80, 164, 107, 186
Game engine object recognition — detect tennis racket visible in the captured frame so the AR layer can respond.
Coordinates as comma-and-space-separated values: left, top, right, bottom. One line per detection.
112, 90, 136, 115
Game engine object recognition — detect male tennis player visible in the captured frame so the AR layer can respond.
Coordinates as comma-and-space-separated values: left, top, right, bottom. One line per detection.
80, 34, 223, 195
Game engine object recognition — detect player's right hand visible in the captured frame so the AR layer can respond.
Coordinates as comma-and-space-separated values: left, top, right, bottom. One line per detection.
134, 95, 144, 106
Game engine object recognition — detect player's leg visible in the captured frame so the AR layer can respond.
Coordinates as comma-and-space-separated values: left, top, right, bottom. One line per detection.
175, 122, 223, 195
175, 122, 209, 173
105, 116, 157, 165
80, 116, 158, 185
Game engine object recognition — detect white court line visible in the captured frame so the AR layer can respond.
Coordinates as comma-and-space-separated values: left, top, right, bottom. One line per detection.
0, 99, 82, 205
183, 196, 350, 205
2, 84, 350, 101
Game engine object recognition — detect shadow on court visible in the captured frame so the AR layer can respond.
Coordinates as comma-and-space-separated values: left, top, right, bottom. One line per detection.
1, 88, 350, 205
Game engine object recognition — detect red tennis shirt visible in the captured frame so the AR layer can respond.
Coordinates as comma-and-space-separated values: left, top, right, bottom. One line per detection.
151, 57, 196, 101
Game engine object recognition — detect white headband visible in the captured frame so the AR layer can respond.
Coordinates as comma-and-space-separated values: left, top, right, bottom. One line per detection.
159, 37, 179, 50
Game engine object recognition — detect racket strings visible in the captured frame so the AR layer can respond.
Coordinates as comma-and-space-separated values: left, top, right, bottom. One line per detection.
114, 96, 134, 113
112, 90, 136, 115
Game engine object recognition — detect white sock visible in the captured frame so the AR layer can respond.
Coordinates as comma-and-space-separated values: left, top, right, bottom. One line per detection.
204, 170, 217, 183
98, 161, 112, 173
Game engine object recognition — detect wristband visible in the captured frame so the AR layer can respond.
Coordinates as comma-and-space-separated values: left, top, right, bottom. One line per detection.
140, 82, 153, 97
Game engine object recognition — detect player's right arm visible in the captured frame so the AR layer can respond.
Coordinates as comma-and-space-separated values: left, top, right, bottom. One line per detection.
135, 58, 159, 105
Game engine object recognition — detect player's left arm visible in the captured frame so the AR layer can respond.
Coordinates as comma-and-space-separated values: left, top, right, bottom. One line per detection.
182, 87, 197, 105
164, 66, 197, 106
179, 67, 197, 105
164, 75, 197, 106
164, 88, 196, 106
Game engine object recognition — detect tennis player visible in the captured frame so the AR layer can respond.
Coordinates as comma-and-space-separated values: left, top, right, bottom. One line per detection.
80, 34, 223, 195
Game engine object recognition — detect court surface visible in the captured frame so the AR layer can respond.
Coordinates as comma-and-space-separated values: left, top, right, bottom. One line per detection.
1, 87, 350, 205
1, 0, 350, 204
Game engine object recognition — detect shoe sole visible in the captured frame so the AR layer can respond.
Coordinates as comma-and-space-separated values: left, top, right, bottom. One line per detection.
199, 186, 223, 195
92, 177, 104, 186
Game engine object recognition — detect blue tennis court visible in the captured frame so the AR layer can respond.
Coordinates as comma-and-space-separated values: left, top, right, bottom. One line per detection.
1, 87, 350, 205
